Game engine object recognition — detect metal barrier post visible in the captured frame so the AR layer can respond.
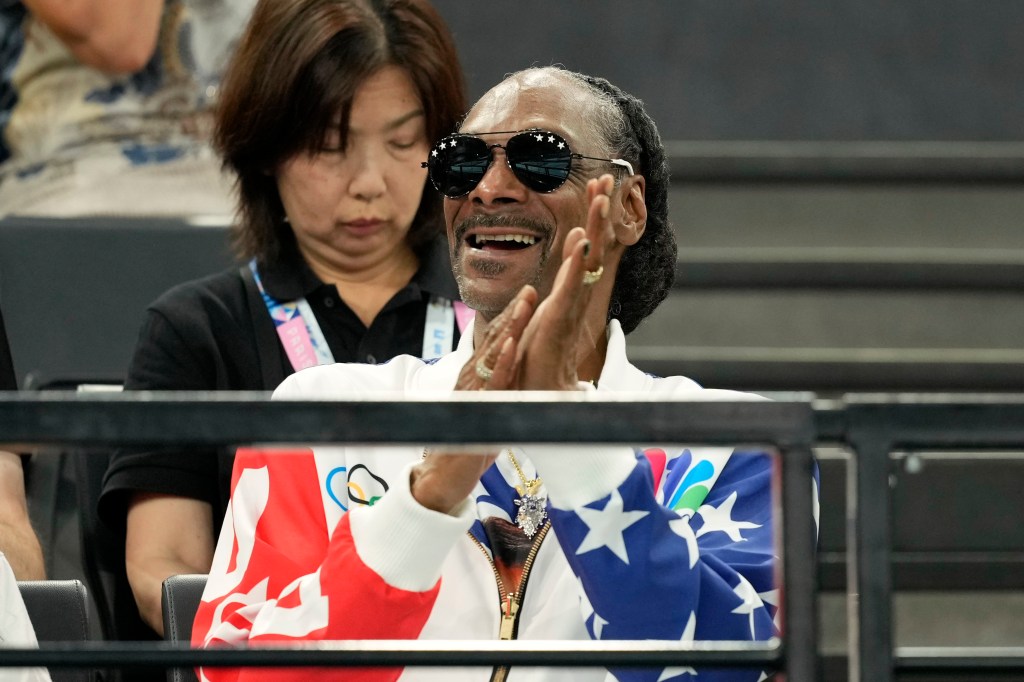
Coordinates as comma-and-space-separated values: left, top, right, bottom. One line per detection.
844, 421, 894, 682
781, 443, 820, 682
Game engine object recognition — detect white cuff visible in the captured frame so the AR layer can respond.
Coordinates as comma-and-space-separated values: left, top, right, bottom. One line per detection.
348, 461, 474, 592
527, 445, 637, 510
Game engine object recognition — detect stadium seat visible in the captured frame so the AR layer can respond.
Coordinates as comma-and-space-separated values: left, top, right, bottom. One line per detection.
18, 579, 93, 682
161, 574, 208, 682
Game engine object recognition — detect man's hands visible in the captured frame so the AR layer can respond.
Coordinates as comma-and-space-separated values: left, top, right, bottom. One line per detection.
411, 175, 616, 515
454, 286, 537, 392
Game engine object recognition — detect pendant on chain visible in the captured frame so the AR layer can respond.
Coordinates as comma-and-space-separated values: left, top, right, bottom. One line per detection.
513, 479, 548, 538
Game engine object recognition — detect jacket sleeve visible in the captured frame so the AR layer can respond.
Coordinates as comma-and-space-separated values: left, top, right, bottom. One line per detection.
191, 447, 472, 682
532, 443, 802, 682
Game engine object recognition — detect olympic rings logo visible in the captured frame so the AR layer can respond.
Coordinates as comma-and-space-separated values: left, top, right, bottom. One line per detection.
325, 464, 389, 511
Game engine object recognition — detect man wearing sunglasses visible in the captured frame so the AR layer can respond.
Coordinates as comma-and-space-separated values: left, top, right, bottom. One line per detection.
196, 67, 799, 682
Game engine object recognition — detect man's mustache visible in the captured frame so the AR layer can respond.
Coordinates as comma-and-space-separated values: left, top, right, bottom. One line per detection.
453, 214, 554, 244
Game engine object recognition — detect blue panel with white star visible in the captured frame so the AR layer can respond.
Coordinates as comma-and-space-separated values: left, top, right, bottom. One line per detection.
546, 449, 807, 682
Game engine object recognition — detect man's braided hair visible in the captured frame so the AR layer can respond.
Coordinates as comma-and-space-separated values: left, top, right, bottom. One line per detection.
561, 70, 677, 334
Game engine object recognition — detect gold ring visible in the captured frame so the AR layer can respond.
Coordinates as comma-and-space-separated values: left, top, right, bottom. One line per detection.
582, 265, 604, 285
475, 358, 494, 381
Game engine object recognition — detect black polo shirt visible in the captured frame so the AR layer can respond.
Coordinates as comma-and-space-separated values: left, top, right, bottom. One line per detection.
99, 234, 460, 532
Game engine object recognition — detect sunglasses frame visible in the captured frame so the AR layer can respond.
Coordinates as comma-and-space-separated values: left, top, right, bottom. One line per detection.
422, 128, 635, 198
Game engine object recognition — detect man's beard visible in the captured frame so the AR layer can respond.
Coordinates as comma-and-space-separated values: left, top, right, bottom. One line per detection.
451, 214, 554, 317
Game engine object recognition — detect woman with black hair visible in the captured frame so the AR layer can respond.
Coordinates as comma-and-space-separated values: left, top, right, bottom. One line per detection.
99, 0, 468, 635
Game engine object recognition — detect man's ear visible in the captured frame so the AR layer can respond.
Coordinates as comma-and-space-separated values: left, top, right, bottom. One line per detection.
614, 175, 646, 247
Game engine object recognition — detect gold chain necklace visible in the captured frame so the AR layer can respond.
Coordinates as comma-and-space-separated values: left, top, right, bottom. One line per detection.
421, 447, 548, 538
506, 449, 548, 538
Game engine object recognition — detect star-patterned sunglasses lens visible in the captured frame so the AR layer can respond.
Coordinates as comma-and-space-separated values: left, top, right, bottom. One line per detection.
505, 130, 574, 192
426, 130, 575, 198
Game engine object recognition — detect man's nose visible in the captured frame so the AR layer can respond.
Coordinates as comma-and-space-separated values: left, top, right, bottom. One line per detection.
468, 147, 529, 204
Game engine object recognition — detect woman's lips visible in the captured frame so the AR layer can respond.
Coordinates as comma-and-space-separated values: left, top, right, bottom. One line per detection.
342, 219, 384, 235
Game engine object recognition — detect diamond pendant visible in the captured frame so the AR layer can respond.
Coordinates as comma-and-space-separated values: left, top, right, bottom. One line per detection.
514, 481, 547, 538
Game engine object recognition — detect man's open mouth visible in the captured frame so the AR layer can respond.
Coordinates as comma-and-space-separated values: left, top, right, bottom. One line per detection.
468, 233, 539, 250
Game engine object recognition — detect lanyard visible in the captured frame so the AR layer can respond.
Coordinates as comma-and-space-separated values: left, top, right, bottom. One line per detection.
249, 260, 466, 372
249, 261, 334, 371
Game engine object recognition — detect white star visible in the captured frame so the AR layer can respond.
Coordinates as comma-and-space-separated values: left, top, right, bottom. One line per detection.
759, 587, 782, 631
547, 135, 555, 143
431, 149, 438, 157
557, 141, 565, 149
592, 613, 608, 639
731, 575, 764, 639
812, 476, 820, 537
758, 588, 779, 608
681, 610, 696, 642
534, 133, 543, 141
577, 577, 593, 622
668, 513, 700, 569
695, 491, 760, 541
576, 577, 609, 639
440, 141, 447, 150
575, 489, 649, 564
656, 612, 698, 680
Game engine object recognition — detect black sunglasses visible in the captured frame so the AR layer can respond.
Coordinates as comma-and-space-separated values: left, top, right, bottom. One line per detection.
421, 128, 634, 199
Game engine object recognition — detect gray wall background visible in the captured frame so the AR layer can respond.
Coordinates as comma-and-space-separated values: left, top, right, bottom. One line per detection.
431, 0, 1024, 141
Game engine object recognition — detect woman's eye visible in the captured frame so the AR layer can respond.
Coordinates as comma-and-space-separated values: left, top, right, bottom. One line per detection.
391, 140, 417, 150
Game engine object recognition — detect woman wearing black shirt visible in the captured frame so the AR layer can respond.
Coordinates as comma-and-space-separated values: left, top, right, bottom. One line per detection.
99, 0, 467, 635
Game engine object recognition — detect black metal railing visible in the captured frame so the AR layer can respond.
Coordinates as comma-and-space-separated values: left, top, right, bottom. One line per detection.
839, 396, 1024, 682
0, 393, 818, 680
3, 392, 1023, 681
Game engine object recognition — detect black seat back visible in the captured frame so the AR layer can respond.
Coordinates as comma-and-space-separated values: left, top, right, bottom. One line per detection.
18, 579, 93, 682
161, 574, 208, 682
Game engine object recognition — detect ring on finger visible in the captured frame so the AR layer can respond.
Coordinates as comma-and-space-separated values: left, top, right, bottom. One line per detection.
475, 358, 494, 381
582, 265, 604, 286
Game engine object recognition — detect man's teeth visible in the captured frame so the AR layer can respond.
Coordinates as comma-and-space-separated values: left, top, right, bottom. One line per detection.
473, 234, 537, 245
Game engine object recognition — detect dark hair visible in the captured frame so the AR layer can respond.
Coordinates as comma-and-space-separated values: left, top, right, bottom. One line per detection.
215, 0, 466, 263
553, 69, 677, 334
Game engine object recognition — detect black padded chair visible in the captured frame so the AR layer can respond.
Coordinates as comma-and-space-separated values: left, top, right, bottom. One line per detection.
161, 574, 208, 682
18, 579, 94, 682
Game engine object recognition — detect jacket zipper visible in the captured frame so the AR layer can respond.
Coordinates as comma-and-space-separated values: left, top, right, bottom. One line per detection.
469, 522, 551, 682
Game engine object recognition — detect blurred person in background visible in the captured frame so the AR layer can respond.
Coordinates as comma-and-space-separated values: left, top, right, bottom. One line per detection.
0, 555, 50, 682
99, 0, 467, 635
0, 304, 44, 582
0, 303, 48, 680
0, 0, 254, 217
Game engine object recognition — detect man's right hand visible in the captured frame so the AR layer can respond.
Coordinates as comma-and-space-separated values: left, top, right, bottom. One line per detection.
410, 286, 539, 514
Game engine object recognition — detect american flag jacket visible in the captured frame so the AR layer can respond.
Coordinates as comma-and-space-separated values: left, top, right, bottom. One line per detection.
193, 320, 818, 682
